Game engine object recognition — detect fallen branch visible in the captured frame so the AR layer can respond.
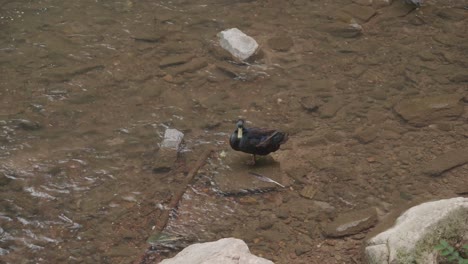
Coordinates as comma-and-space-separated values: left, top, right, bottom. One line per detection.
136, 148, 213, 264
154, 148, 213, 231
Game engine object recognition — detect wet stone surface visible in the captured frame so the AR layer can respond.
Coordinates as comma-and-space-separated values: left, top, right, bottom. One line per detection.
323, 208, 378, 238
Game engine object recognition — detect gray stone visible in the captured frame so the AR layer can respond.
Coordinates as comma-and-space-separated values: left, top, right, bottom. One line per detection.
159, 238, 274, 264
394, 94, 464, 127
153, 129, 184, 173
160, 129, 184, 150
217, 28, 259, 61
421, 148, 468, 176
365, 197, 468, 264
323, 207, 378, 237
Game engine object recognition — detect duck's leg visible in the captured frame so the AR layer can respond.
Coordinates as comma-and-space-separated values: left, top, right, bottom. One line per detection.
247, 154, 256, 166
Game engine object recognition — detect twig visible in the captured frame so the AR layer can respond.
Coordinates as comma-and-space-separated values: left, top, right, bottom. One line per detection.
154, 149, 213, 231
135, 148, 213, 264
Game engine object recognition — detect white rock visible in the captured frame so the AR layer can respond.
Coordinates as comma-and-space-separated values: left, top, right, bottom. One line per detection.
365, 197, 468, 264
159, 237, 274, 264
160, 129, 184, 150
217, 28, 259, 61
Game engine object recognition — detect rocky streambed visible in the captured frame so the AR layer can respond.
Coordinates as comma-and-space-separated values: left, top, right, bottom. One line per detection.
0, 0, 467, 263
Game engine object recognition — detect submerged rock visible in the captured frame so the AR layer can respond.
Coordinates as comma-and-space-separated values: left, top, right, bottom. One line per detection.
437, 8, 466, 21
13, 119, 42, 131
394, 94, 464, 126
323, 207, 378, 237
153, 129, 184, 173
354, 126, 378, 144
168, 58, 208, 76
217, 28, 259, 61
300, 185, 317, 199
159, 54, 195, 68
421, 148, 468, 176
321, 22, 363, 38
365, 197, 468, 264
159, 238, 274, 264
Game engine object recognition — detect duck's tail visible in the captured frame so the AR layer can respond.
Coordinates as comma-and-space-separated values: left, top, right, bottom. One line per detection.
275, 132, 289, 145
257, 131, 289, 147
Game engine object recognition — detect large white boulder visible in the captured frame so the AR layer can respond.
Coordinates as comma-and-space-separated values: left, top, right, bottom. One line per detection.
159, 238, 274, 264
217, 28, 259, 61
365, 197, 468, 264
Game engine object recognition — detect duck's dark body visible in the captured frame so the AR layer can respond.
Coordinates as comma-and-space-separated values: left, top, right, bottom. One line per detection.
229, 120, 288, 163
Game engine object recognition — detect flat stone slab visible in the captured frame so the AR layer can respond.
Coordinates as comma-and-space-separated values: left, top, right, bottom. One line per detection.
394, 94, 464, 127
160, 238, 274, 264
159, 54, 195, 68
323, 207, 377, 237
365, 197, 468, 264
421, 148, 468, 176
212, 150, 288, 195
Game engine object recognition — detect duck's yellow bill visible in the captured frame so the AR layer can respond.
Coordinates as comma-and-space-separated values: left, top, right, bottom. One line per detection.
237, 128, 243, 139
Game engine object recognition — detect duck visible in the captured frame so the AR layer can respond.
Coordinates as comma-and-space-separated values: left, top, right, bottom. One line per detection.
229, 119, 289, 165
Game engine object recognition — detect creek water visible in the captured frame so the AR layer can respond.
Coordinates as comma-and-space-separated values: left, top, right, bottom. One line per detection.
1, 0, 467, 263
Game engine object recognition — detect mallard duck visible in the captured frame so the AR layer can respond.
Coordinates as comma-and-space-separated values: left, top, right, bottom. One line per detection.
229, 119, 289, 165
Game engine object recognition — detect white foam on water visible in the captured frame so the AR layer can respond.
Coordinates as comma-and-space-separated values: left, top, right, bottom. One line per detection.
39, 235, 59, 244
40, 185, 70, 194
24, 187, 56, 200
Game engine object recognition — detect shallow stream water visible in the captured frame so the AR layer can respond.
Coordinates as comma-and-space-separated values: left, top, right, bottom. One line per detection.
1, 0, 467, 263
